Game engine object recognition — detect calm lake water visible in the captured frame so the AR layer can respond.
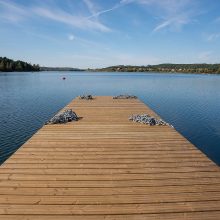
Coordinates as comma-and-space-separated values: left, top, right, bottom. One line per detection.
0, 71, 220, 165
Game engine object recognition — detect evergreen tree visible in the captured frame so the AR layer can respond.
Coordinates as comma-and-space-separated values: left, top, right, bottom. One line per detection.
0, 57, 40, 72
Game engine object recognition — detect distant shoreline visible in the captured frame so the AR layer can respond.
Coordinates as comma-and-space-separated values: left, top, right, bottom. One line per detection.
91, 64, 220, 75
1, 69, 219, 75
1, 70, 219, 76
1, 57, 220, 74
41, 64, 220, 74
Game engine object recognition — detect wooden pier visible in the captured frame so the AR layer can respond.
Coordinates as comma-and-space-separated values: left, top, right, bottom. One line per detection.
0, 96, 220, 219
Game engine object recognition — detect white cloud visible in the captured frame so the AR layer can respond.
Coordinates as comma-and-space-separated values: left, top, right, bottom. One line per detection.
33, 7, 111, 32
0, 0, 198, 33
206, 33, 220, 42
153, 14, 191, 32
153, 20, 172, 32
0, 0, 28, 22
83, 0, 97, 15
86, 0, 134, 19
118, 0, 198, 32
84, 0, 198, 32
148, 0, 198, 32
0, 0, 111, 32
87, 6, 120, 19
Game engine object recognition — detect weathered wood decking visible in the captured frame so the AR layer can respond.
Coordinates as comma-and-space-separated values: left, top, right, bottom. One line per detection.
0, 96, 220, 219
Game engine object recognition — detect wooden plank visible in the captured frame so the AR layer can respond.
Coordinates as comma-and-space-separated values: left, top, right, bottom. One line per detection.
0, 166, 219, 174
0, 178, 220, 188
1, 184, 220, 195
0, 201, 220, 215
1, 191, 220, 205
1, 212, 220, 220
2, 161, 214, 168
0, 96, 220, 219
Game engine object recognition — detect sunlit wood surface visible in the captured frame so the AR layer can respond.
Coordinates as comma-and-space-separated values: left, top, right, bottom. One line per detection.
0, 96, 220, 219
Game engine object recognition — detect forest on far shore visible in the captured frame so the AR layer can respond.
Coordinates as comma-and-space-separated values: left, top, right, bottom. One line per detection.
93, 63, 220, 74
0, 57, 40, 72
1, 56, 220, 74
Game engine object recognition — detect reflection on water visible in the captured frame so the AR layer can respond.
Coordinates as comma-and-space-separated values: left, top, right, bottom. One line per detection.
0, 71, 220, 165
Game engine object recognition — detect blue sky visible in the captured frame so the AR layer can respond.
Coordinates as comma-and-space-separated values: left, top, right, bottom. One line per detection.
0, 0, 220, 68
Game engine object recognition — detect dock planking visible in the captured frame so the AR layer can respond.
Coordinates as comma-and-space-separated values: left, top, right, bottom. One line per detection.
0, 96, 220, 220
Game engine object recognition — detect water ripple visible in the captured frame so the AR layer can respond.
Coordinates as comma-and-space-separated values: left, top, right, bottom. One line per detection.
0, 71, 220, 165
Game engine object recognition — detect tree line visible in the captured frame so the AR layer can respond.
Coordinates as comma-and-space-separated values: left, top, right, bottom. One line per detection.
1, 56, 220, 74
0, 57, 40, 72
94, 63, 220, 74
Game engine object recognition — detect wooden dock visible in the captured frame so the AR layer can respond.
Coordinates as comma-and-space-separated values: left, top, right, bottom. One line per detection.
0, 96, 220, 219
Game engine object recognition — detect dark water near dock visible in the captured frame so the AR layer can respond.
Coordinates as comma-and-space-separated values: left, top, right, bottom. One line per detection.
0, 71, 220, 165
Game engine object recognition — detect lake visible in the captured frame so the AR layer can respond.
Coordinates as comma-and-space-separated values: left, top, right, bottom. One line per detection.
0, 71, 220, 165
